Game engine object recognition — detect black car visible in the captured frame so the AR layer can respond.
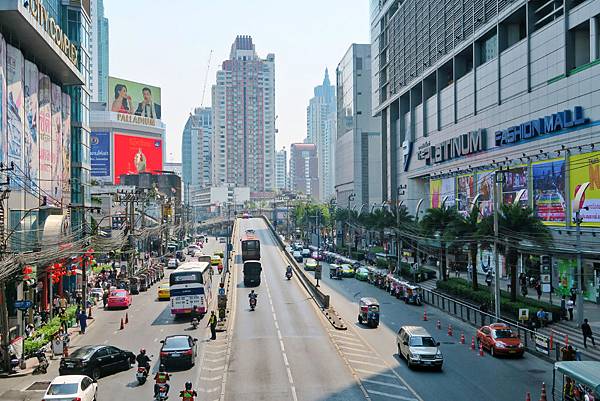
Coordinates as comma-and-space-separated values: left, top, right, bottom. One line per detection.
59, 345, 135, 380
159, 335, 198, 369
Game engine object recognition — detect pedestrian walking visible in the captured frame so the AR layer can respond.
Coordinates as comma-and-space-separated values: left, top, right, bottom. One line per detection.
78, 309, 88, 334
581, 318, 596, 348
567, 298, 575, 321
59, 308, 68, 333
535, 280, 542, 301
59, 295, 67, 310
560, 296, 567, 320
207, 311, 217, 340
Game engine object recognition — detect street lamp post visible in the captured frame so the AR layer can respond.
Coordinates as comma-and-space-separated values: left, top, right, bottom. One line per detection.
573, 182, 590, 326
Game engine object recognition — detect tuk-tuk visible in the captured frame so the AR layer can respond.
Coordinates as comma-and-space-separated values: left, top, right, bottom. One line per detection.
552, 361, 600, 400
214, 250, 225, 259
139, 275, 149, 292
402, 283, 422, 305
129, 277, 140, 294
329, 264, 342, 279
358, 297, 380, 328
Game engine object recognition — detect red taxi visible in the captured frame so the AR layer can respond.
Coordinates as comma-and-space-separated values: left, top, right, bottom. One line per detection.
476, 323, 524, 357
107, 289, 132, 309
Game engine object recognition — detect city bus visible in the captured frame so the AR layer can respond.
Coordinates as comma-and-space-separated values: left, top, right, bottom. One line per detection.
169, 262, 212, 316
241, 234, 261, 261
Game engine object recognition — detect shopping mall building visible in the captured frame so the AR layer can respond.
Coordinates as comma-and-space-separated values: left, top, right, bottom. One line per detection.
370, 0, 600, 302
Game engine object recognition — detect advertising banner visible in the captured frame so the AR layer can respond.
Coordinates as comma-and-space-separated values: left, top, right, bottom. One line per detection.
429, 178, 442, 209
502, 166, 528, 206
532, 158, 566, 224
441, 177, 455, 208
569, 151, 600, 226
51, 83, 62, 204
24, 60, 39, 197
38, 73, 52, 202
91, 131, 110, 178
62, 93, 71, 204
113, 133, 163, 184
0, 35, 7, 166
7, 45, 24, 190
477, 171, 494, 217
457, 174, 476, 216
108, 76, 161, 120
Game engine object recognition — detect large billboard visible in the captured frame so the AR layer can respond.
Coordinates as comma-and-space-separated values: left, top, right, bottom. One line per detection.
24, 60, 39, 198
108, 76, 161, 119
532, 158, 566, 224
502, 166, 528, 206
38, 73, 52, 202
477, 171, 494, 217
113, 133, 163, 184
62, 93, 71, 205
51, 83, 62, 204
441, 177, 455, 208
570, 151, 600, 226
91, 131, 110, 178
429, 178, 442, 209
457, 174, 476, 216
7, 45, 23, 190
0, 35, 7, 167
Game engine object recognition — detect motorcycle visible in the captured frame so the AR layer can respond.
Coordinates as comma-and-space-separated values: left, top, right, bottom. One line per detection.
191, 317, 199, 330
32, 347, 48, 375
249, 297, 257, 311
156, 384, 169, 401
285, 270, 292, 280
136, 366, 149, 384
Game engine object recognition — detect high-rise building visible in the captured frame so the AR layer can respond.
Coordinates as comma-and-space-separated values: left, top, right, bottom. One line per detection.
182, 107, 212, 204
335, 44, 382, 210
307, 69, 336, 201
90, 0, 109, 102
212, 35, 276, 194
290, 143, 319, 200
275, 147, 288, 191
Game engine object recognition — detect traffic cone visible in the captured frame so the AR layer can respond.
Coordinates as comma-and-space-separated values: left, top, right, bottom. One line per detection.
525, 392, 531, 401
436, 320, 441, 330
423, 306, 428, 321
471, 336, 476, 350
447, 324, 453, 336
460, 332, 465, 344
479, 343, 484, 356
120, 318, 124, 330
125, 313, 129, 324
539, 382, 547, 401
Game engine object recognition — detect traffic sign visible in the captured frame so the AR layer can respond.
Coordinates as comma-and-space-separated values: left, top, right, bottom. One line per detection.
518, 308, 529, 321
14, 300, 33, 311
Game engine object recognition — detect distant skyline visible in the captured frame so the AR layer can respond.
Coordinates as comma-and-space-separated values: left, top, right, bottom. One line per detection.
105, 0, 370, 162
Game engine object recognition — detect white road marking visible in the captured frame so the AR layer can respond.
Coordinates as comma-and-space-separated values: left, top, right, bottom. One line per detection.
338, 345, 371, 354
199, 386, 221, 393
200, 376, 223, 381
367, 389, 418, 401
354, 368, 397, 378
343, 351, 381, 360
348, 359, 386, 368
362, 379, 408, 390
205, 357, 225, 363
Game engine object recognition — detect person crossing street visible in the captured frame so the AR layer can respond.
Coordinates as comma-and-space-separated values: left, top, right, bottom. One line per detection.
581, 318, 596, 348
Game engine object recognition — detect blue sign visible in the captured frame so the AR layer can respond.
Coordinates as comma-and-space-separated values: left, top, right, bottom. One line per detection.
14, 300, 33, 311
91, 131, 110, 177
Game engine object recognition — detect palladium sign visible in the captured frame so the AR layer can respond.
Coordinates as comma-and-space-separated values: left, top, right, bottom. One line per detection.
418, 129, 486, 165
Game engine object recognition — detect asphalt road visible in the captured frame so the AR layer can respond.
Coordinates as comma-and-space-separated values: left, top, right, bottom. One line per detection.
224, 218, 366, 401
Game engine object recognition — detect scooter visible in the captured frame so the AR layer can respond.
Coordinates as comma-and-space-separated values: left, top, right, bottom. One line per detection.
191, 317, 199, 330
249, 297, 257, 311
136, 366, 149, 385
285, 270, 292, 280
155, 384, 169, 401
32, 347, 48, 375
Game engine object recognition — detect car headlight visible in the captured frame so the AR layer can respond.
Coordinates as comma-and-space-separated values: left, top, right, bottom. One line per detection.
410, 353, 421, 360
436, 351, 443, 358
518, 343, 524, 348
495, 342, 506, 348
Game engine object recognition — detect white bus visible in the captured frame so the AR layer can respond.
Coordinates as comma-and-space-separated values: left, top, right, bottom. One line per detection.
169, 262, 212, 316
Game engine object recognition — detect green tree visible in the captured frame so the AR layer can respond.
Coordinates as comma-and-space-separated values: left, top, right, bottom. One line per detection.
420, 206, 462, 281
481, 204, 552, 301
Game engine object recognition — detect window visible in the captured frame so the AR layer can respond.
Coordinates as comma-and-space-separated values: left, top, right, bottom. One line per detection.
568, 20, 591, 70
478, 31, 497, 65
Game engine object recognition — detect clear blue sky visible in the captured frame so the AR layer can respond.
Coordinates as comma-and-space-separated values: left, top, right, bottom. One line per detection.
105, 0, 370, 162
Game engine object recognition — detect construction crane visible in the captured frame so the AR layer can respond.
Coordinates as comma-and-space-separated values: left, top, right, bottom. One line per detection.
200, 49, 213, 107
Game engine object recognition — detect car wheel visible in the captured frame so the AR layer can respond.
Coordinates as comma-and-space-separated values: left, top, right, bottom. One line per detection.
490, 346, 495, 357
91, 367, 101, 381
397, 344, 402, 357
358, 315, 363, 324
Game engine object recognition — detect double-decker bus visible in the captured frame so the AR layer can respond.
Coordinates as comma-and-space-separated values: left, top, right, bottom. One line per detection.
241, 234, 260, 261
169, 262, 212, 316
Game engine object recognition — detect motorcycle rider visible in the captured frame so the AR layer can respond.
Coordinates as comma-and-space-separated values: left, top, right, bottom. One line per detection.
180, 381, 198, 401
248, 290, 257, 308
136, 348, 151, 377
153, 363, 170, 397
286, 265, 293, 276
190, 305, 201, 326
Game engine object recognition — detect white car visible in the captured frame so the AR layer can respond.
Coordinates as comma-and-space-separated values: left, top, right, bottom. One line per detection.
43, 375, 97, 401
167, 258, 178, 269
187, 245, 199, 255
219, 237, 227, 243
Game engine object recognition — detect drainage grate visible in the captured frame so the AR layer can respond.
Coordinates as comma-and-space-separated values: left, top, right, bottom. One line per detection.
26, 381, 50, 391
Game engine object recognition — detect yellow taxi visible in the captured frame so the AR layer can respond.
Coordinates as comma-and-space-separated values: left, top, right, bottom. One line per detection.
214, 250, 224, 259
210, 255, 222, 266
157, 283, 170, 300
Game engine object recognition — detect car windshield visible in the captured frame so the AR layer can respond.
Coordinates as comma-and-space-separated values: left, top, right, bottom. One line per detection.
111, 290, 125, 296
47, 383, 78, 395
409, 336, 437, 347
70, 346, 98, 359
493, 329, 514, 339
164, 336, 190, 350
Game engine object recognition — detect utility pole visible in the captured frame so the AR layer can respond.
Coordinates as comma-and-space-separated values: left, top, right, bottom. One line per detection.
315, 210, 321, 288
396, 186, 406, 275
0, 171, 11, 372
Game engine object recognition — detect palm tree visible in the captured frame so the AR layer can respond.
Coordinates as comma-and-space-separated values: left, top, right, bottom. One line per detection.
390, 204, 415, 269
481, 204, 552, 301
420, 206, 462, 281
452, 205, 489, 290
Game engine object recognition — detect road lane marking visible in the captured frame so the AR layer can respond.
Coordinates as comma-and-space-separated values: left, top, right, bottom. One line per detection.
348, 359, 386, 368
343, 352, 381, 360
338, 345, 371, 354
354, 368, 397, 378
367, 390, 418, 401
205, 357, 225, 363
200, 376, 223, 381
362, 379, 408, 390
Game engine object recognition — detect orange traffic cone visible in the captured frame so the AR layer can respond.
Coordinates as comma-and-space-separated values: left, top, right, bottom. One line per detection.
120, 318, 124, 330
460, 332, 465, 344
479, 343, 484, 356
539, 382, 547, 401
471, 336, 476, 350
447, 324, 453, 336
525, 392, 531, 401
125, 313, 129, 324
436, 320, 441, 330
423, 307, 428, 321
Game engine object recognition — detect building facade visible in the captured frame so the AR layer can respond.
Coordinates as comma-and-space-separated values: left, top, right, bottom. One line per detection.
90, 0, 109, 103
290, 143, 319, 200
182, 107, 212, 204
275, 147, 288, 191
371, 0, 600, 301
194, 185, 250, 219
307, 69, 336, 200
212, 36, 276, 194
335, 43, 383, 210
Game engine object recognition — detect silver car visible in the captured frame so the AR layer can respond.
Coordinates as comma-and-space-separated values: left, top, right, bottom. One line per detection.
396, 326, 443, 370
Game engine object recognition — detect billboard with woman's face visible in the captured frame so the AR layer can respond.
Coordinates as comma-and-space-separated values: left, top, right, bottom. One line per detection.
532, 158, 566, 224
108, 77, 161, 120
113, 133, 163, 184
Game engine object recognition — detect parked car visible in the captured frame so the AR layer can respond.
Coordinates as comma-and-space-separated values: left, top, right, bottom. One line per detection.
107, 289, 132, 309
157, 283, 170, 301
138, 275, 149, 292
355, 267, 369, 281
293, 251, 303, 262
59, 345, 135, 380
340, 264, 355, 277
396, 326, 443, 370
167, 258, 178, 269
129, 277, 140, 295
44, 375, 97, 401
476, 323, 524, 357
89, 288, 104, 302
187, 245, 199, 255
311, 251, 323, 261
301, 248, 311, 258
160, 335, 198, 369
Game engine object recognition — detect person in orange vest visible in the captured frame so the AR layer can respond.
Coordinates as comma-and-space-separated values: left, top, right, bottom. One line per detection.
179, 381, 197, 401
153, 364, 171, 397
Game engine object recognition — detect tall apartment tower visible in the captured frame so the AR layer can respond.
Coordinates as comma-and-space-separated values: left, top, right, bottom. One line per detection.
212, 35, 276, 193
307, 69, 336, 201
182, 107, 212, 203
275, 147, 288, 191
290, 143, 319, 200
90, 0, 109, 102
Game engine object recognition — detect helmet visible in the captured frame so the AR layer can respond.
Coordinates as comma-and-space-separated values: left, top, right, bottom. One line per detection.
185, 381, 192, 390
139, 348, 146, 354
250, 289, 255, 293
160, 364, 166, 372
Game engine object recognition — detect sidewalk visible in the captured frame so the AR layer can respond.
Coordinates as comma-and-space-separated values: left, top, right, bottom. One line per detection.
420, 269, 600, 361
